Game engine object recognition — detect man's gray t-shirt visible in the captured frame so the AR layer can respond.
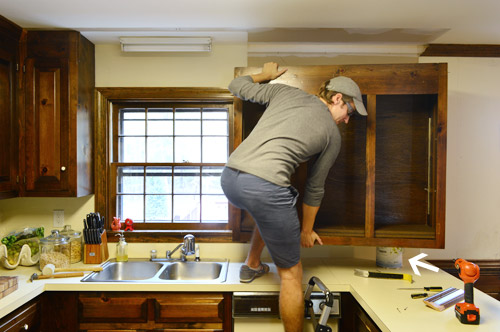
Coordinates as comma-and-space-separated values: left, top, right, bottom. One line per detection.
227, 76, 341, 207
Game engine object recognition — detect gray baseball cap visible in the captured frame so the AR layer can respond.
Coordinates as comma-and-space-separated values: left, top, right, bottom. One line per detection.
326, 76, 367, 116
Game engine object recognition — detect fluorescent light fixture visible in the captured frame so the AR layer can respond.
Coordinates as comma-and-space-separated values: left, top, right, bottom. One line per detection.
120, 37, 212, 52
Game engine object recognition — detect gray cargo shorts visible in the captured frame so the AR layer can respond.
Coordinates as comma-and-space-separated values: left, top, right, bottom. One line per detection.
220, 167, 300, 268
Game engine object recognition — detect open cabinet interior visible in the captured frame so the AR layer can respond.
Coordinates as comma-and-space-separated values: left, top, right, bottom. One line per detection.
232, 63, 447, 248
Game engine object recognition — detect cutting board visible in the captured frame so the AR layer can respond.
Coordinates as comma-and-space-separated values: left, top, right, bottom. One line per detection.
0, 276, 18, 299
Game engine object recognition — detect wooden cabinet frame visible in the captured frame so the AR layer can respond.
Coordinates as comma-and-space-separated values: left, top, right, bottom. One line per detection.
232, 64, 447, 248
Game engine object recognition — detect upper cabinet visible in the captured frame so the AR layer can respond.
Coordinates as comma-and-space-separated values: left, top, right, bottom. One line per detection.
0, 16, 22, 199
21, 30, 95, 197
233, 64, 447, 248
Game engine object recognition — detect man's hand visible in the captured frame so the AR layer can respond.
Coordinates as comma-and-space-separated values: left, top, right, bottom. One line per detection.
251, 62, 287, 83
301, 230, 323, 248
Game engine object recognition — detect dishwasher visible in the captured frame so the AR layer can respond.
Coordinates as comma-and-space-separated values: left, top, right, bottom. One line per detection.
233, 277, 340, 332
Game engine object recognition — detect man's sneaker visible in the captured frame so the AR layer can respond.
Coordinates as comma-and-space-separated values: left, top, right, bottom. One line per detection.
239, 263, 270, 283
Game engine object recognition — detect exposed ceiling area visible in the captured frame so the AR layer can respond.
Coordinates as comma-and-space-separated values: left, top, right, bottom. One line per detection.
1, 0, 499, 56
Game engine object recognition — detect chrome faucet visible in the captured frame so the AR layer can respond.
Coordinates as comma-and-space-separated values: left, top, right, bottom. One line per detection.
165, 234, 196, 261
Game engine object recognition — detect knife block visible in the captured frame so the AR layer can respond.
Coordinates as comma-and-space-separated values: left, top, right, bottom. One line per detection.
84, 230, 109, 264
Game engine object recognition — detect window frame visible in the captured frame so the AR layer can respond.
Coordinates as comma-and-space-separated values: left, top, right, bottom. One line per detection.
94, 87, 239, 243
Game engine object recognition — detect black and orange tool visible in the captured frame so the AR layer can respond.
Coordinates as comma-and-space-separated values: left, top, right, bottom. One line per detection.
454, 258, 480, 325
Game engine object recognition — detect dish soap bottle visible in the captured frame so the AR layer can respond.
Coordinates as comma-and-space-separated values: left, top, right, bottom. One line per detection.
115, 232, 128, 262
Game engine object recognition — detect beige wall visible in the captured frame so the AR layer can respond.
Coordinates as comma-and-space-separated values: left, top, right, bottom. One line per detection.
95, 43, 248, 88
1, 46, 499, 262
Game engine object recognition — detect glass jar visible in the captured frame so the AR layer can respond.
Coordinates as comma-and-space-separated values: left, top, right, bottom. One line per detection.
39, 230, 71, 270
60, 225, 82, 263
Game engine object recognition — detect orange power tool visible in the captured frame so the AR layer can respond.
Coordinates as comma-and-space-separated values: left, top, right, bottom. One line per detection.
454, 258, 480, 325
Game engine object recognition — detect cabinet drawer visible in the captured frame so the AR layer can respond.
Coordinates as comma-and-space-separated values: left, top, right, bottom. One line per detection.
79, 293, 148, 323
154, 293, 224, 323
0, 298, 40, 332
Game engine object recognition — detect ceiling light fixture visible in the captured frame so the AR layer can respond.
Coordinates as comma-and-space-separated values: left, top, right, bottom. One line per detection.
120, 37, 212, 52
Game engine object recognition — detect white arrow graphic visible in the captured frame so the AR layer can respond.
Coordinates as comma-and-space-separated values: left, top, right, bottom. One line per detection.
409, 253, 439, 276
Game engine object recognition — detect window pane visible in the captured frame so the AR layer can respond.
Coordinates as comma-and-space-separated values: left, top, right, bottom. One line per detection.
175, 137, 201, 162
202, 108, 228, 120
120, 109, 145, 135
148, 108, 173, 135
146, 167, 172, 194
175, 108, 201, 120
117, 167, 144, 194
147, 137, 173, 162
174, 167, 200, 194
202, 137, 227, 163
119, 137, 145, 162
175, 120, 201, 136
146, 195, 172, 222
173, 195, 200, 222
117, 195, 144, 222
202, 195, 228, 223
202, 120, 227, 135
202, 167, 224, 194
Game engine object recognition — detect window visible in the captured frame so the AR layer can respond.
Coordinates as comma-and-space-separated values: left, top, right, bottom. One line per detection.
111, 104, 229, 227
94, 88, 237, 241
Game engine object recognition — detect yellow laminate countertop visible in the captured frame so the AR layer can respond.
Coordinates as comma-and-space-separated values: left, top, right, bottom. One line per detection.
1, 257, 499, 331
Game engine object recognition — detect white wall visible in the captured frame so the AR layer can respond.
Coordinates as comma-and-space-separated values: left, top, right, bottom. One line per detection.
420, 57, 500, 260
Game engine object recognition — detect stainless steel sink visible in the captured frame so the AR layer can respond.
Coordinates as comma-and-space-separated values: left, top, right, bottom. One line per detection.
81, 258, 229, 283
159, 261, 224, 281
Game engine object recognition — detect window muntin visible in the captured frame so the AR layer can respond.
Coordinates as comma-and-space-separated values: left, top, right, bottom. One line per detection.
112, 104, 229, 227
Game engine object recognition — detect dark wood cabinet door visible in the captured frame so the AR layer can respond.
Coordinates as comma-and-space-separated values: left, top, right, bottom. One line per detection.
0, 17, 21, 199
0, 297, 40, 332
23, 56, 71, 195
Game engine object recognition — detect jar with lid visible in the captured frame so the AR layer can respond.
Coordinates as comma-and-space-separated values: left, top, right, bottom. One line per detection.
39, 230, 71, 270
60, 225, 82, 263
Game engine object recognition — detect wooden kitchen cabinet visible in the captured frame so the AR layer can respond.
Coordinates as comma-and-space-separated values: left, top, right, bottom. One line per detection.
78, 291, 232, 331
0, 16, 22, 199
0, 297, 40, 332
232, 64, 447, 248
21, 30, 94, 197
339, 292, 382, 332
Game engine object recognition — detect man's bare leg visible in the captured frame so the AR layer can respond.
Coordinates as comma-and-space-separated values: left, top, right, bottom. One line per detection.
277, 262, 304, 332
245, 226, 266, 268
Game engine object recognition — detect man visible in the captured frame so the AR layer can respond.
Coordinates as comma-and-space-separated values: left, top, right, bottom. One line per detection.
221, 62, 367, 331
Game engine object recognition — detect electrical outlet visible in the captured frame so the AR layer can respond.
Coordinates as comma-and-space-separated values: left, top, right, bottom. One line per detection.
53, 210, 64, 227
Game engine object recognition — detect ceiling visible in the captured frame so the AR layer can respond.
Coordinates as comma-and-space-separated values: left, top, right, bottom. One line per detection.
1, 0, 500, 55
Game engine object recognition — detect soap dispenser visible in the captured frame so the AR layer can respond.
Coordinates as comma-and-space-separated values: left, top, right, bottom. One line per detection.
115, 232, 128, 262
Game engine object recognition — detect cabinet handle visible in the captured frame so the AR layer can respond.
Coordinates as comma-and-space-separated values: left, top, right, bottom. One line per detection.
42, 167, 48, 173
23, 324, 29, 330
61, 166, 67, 172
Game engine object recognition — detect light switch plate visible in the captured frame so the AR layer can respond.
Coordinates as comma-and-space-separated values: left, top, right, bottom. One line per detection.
53, 210, 64, 227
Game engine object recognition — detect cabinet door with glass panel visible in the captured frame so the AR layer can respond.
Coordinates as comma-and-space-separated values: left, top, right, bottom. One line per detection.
110, 103, 231, 231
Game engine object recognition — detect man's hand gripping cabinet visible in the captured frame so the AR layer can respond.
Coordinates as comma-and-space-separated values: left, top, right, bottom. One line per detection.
454, 258, 480, 325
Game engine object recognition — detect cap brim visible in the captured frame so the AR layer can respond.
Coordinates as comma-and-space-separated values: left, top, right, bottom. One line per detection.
353, 98, 367, 116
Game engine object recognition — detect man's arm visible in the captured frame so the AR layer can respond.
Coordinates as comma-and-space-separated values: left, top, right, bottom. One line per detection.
250, 62, 287, 83
300, 203, 323, 248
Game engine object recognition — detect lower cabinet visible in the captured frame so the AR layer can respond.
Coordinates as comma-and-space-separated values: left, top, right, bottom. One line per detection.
78, 292, 232, 332
0, 297, 40, 332
339, 293, 382, 332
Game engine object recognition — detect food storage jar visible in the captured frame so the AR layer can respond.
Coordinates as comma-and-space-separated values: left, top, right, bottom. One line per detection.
39, 230, 70, 269
60, 225, 82, 263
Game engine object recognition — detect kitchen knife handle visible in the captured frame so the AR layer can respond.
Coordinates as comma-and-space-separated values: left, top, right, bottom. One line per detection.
368, 272, 404, 279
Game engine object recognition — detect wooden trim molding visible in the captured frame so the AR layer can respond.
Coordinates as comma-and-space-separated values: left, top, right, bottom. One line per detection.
422, 44, 500, 57
429, 259, 500, 301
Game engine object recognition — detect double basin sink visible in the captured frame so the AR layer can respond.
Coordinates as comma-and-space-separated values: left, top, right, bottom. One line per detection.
81, 258, 229, 283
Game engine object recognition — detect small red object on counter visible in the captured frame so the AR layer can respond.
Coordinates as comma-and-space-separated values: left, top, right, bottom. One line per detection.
111, 217, 122, 231
124, 218, 134, 231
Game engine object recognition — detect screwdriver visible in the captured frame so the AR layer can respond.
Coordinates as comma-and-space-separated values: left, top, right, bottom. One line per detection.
398, 286, 443, 291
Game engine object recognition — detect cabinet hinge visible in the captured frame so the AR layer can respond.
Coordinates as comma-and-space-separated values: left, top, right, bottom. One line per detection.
23, 65, 25, 73
16, 64, 19, 72
16, 175, 19, 184
23, 175, 26, 184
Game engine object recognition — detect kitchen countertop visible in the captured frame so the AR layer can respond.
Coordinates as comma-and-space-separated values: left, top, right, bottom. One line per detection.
1, 257, 499, 331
